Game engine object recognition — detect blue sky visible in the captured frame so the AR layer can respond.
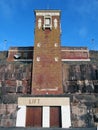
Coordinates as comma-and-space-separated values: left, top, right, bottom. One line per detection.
0, 0, 98, 51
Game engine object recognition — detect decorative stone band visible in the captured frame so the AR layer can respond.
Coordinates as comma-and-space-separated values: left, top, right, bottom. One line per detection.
14, 59, 32, 61
18, 97, 70, 106
9, 49, 33, 52
36, 12, 60, 16
62, 59, 90, 61
61, 49, 89, 52
36, 87, 58, 91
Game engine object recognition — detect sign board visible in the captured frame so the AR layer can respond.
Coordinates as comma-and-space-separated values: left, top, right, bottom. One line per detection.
18, 97, 70, 106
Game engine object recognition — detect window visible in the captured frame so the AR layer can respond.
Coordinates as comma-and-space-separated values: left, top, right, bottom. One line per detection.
45, 18, 50, 25
43, 15, 52, 30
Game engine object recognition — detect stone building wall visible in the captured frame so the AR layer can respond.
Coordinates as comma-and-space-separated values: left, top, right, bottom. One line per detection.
0, 104, 17, 127
63, 63, 98, 93
0, 61, 32, 127
0, 51, 98, 127
0, 62, 32, 97
71, 94, 97, 127
0, 51, 8, 60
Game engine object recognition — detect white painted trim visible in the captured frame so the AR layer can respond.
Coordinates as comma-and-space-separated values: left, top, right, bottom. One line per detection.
62, 59, 90, 61
42, 106, 50, 127
61, 49, 89, 52
36, 12, 60, 16
9, 50, 33, 52
16, 106, 26, 127
37, 87, 58, 91
61, 105, 71, 128
14, 59, 32, 62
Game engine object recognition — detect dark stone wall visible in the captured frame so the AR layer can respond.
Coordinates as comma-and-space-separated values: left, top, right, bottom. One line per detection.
0, 62, 32, 97
63, 63, 98, 93
62, 60, 98, 127
0, 104, 17, 127
90, 51, 98, 63
0, 50, 98, 127
0, 51, 8, 60
0, 61, 32, 127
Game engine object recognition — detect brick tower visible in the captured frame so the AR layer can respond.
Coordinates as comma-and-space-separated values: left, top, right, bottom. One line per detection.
16, 10, 71, 128
32, 10, 63, 95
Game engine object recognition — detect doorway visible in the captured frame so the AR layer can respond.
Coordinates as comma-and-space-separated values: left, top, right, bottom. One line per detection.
26, 106, 42, 127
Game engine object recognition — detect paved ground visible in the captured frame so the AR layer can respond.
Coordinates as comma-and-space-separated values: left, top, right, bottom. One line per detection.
0, 127, 97, 130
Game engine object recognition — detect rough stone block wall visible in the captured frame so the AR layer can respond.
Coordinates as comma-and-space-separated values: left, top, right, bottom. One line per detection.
62, 61, 98, 127
63, 63, 98, 93
0, 51, 8, 60
0, 51, 98, 127
0, 62, 32, 96
0, 104, 17, 127
71, 94, 97, 127
90, 51, 98, 63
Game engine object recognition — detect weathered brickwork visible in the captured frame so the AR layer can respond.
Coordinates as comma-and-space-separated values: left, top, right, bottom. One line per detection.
32, 11, 63, 95
7, 47, 33, 61
61, 47, 89, 60
7, 46, 90, 62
